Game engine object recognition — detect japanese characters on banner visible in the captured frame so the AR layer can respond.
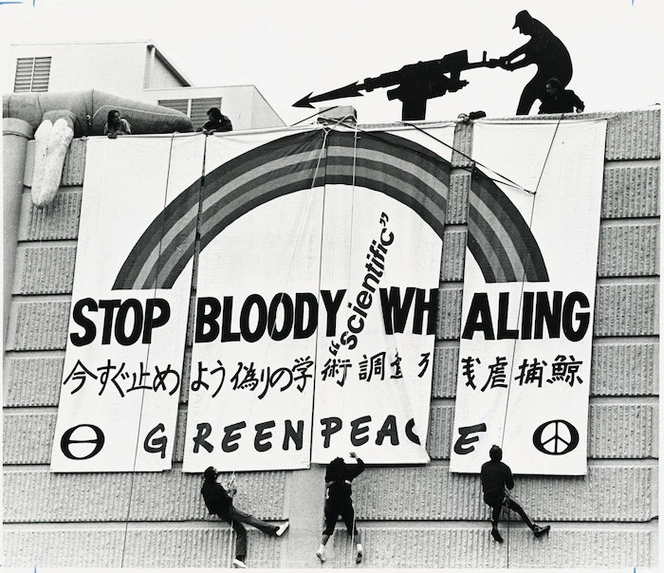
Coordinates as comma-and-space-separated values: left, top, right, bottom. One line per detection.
182, 126, 453, 472
450, 120, 607, 475
51, 135, 203, 471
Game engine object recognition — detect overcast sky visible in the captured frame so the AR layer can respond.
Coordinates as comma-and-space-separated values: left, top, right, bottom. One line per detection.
1, 0, 662, 125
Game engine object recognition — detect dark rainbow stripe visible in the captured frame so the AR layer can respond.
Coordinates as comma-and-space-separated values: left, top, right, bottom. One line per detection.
468, 166, 549, 282
112, 128, 548, 290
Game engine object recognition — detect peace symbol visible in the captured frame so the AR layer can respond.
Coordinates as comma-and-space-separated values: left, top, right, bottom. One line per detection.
532, 419, 579, 455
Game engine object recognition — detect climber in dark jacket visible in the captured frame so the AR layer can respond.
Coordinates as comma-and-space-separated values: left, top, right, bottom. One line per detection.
316, 451, 365, 564
480, 445, 550, 543
201, 466, 289, 568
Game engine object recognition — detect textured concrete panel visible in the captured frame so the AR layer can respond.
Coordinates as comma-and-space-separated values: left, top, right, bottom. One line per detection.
60, 138, 87, 186
437, 285, 462, 340
440, 228, 467, 282
122, 527, 282, 568
598, 221, 659, 277
353, 464, 656, 521
509, 526, 657, 568
4, 527, 126, 567
6, 300, 71, 351
322, 524, 656, 568
3, 525, 285, 569
451, 121, 474, 168
425, 401, 658, 461
4, 523, 656, 569
3, 411, 57, 465
126, 470, 287, 522
426, 404, 454, 459
180, 348, 193, 403
4, 354, 64, 406
513, 464, 657, 522
173, 405, 187, 463
446, 171, 470, 224
604, 109, 660, 161
431, 344, 458, 398
18, 188, 82, 241
594, 281, 659, 336
588, 402, 658, 459
325, 525, 507, 568
591, 339, 658, 396
4, 470, 134, 522
602, 163, 660, 218
12, 243, 77, 294
4, 468, 287, 523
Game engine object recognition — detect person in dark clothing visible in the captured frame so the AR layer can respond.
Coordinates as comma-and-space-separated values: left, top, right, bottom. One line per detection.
104, 109, 131, 138
538, 77, 585, 114
197, 106, 233, 134
498, 10, 574, 115
480, 446, 550, 543
317, 452, 365, 564
201, 466, 289, 568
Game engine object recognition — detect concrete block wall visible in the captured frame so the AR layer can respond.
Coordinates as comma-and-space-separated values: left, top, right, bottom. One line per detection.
3, 109, 659, 568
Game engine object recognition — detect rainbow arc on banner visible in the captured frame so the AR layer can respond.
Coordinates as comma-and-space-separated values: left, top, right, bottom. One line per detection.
112, 129, 548, 291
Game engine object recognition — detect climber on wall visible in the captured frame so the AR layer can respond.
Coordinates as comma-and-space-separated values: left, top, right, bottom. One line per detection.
201, 466, 289, 568
317, 451, 365, 564
480, 445, 551, 543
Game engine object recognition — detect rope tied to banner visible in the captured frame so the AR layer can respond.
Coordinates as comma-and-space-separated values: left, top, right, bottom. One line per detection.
498, 113, 564, 565
292, 108, 537, 196
120, 131, 178, 568
213, 125, 333, 566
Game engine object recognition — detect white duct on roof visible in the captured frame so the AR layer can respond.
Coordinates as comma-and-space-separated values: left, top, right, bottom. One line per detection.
3, 89, 194, 207
32, 117, 74, 208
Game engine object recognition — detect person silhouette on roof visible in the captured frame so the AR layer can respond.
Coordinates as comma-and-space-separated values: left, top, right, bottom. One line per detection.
498, 10, 573, 115
538, 77, 585, 114
197, 107, 233, 134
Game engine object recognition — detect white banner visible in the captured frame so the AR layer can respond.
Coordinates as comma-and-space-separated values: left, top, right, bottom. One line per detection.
450, 120, 607, 475
183, 126, 453, 472
309, 187, 441, 464
51, 135, 201, 471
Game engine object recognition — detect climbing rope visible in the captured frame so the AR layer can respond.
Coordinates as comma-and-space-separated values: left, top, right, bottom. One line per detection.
498, 114, 565, 564
120, 132, 178, 568
201, 127, 332, 567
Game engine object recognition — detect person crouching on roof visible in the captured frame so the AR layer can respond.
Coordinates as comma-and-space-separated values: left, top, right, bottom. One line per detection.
201, 466, 289, 568
317, 451, 365, 564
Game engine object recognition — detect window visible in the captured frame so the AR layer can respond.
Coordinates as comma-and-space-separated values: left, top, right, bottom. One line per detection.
14, 57, 52, 92
158, 97, 223, 128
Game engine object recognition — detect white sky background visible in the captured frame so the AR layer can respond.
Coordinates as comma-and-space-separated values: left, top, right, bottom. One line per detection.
0, 0, 662, 124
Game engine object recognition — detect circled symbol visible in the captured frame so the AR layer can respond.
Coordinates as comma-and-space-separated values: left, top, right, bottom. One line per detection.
60, 424, 105, 460
532, 419, 579, 456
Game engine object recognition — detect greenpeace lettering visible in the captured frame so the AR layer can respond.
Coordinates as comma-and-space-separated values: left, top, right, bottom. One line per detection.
191, 419, 306, 454
188, 415, 421, 456
461, 290, 590, 341
320, 414, 421, 448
